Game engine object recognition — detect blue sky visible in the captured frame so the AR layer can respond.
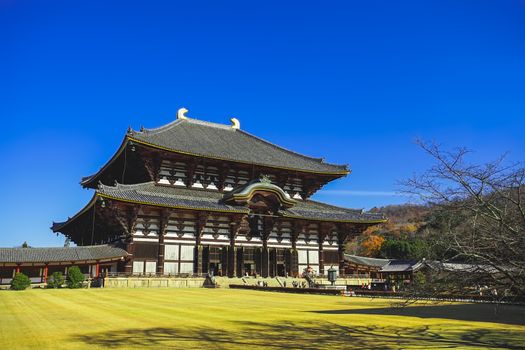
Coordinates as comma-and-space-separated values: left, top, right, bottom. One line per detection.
1, 1, 524, 247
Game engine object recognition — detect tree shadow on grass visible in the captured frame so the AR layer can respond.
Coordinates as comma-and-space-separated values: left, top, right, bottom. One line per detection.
311, 303, 525, 326
72, 320, 525, 349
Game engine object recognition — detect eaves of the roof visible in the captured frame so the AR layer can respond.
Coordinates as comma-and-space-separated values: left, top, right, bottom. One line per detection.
98, 182, 384, 224
80, 136, 129, 187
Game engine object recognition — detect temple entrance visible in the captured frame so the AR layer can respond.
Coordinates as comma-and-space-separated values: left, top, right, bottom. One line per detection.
204, 246, 226, 276
244, 263, 254, 276
277, 263, 285, 277
268, 249, 287, 277
208, 263, 222, 276
242, 247, 255, 277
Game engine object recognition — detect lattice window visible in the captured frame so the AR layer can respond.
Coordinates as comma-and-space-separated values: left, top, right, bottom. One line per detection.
209, 247, 222, 262
243, 247, 255, 262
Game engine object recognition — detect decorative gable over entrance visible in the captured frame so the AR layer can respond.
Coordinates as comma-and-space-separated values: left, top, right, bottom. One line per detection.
222, 176, 296, 213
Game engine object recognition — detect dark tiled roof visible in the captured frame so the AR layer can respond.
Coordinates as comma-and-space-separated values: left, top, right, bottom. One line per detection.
99, 182, 249, 214
380, 260, 421, 272
95, 182, 384, 223
0, 245, 128, 264
344, 254, 390, 268
128, 118, 348, 174
285, 199, 384, 222
344, 254, 422, 272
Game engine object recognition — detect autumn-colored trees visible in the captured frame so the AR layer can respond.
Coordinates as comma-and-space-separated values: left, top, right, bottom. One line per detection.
348, 204, 428, 258
361, 234, 385, 257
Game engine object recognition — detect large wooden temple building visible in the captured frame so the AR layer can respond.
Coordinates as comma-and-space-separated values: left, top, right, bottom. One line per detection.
51, 109, 385, 278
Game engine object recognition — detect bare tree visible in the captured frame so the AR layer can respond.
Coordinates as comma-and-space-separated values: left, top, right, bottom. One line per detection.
402, 140, 525, 298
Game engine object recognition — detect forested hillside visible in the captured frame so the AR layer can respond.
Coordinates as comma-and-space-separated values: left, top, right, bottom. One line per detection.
346, 204, 430, 259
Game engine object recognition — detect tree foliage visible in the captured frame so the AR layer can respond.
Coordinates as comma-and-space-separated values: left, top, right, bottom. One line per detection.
66, 266, 85, 289
361, 234, 385, 257
379, 237, 428, 260
11, 272, 31, 290
402, 140, 525, 298
48, 271, 65, 289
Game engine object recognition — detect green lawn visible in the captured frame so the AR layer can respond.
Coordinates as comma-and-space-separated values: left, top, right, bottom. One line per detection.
0, 288, 524, 349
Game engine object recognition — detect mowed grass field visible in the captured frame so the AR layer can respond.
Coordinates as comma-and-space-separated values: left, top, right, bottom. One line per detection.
1, 288, 524, 350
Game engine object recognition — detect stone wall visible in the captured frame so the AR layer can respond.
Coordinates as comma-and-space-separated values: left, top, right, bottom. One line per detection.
102, 276, 374, 289
104, 277, 205, 288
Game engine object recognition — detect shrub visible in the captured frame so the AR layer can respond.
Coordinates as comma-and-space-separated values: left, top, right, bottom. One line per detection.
66, 266, 85, 289
11, 272, 31, 290
48, 271, 64, 288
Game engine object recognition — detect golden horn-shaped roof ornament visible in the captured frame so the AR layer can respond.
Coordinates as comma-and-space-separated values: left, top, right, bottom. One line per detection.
230, 117, 240, 130
177, 107, 188, 120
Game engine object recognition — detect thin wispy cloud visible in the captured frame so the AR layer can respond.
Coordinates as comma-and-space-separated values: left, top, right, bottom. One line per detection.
317, 190, 409, 197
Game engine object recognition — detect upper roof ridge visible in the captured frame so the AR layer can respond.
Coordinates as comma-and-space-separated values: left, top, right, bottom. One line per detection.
184, 117, 233, 130
134, 116, 233, 135
131, 114, 348, 171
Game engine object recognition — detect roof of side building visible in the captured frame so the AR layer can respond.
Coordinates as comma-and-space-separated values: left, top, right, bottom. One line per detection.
0, 245, 128, 264
344, 254, 391, 268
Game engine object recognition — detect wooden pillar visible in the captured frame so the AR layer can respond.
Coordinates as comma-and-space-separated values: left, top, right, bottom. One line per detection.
254, 247, 262, 276
124, 240, 134, 275
237, 246, 244, 277
290, 225, 299, 277
43, 265, 49, 283
261, 241, 269, 278
228, 246, 237, 278
261, 217, 274, 278
338, 242, 346, 276
228, 221, 237, 277
319, 223, 334, 277
228, 214, 249, 277
221, 246, 228, 276
118, 206, 139, 275
157, 233, 165, 276
269, 248, 275, 277
195, 245, 203, 276
15, 265, 20, 274
290, 249, 297, 277
194, 213, 208, 276
158, 209, 170, 276
318, 246, 324, 276
95, 262, 100, 278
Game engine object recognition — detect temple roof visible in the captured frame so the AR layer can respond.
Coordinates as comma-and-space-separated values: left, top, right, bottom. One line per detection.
99, 182, 248, 214
380, 260, 422, 273
91, 182, 385, 223
344, 254, 422, 272
127, 117, 348, 174
0, 245, 128, 264
344, 254, 391, 268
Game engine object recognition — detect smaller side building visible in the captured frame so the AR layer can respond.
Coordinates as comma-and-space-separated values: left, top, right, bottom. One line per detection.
0, 245, 128, 285
344, 254, 422, 289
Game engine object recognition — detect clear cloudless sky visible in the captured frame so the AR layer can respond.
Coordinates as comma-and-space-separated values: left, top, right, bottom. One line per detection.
1, 0, 524, 247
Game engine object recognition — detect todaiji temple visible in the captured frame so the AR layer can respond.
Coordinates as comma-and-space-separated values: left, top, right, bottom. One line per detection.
1, 109, 385, 284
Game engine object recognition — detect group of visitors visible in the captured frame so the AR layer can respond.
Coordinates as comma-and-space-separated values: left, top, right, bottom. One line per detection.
256, 280, 268, 287
360, 283, 372, 290
291, 281, 308, 288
